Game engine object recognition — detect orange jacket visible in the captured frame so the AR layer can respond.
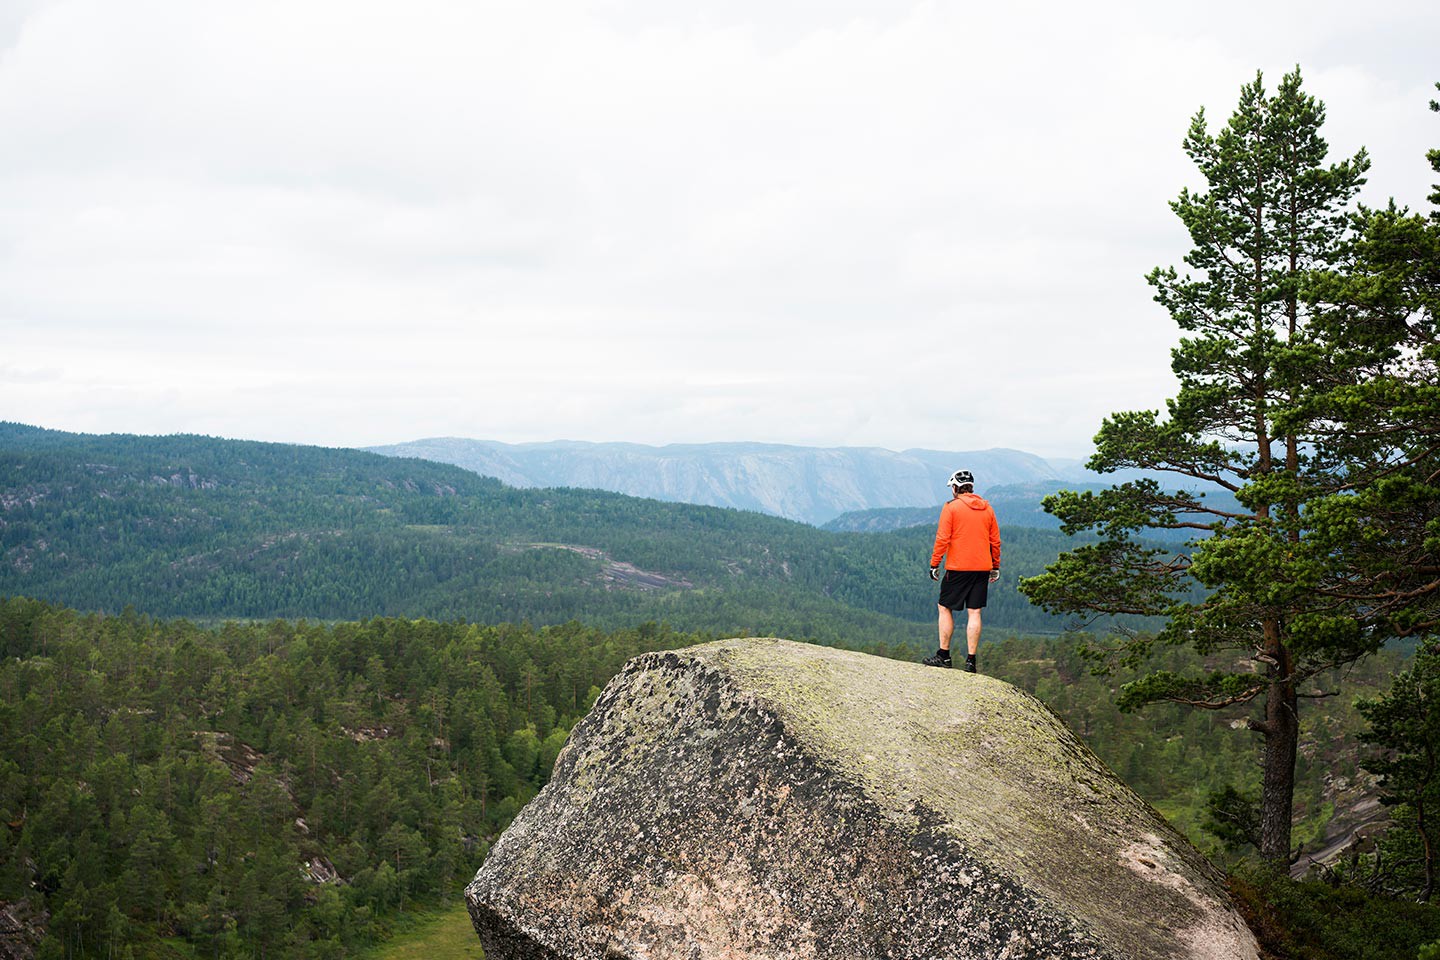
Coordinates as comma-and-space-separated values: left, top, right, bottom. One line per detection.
930, 493, 1002, 571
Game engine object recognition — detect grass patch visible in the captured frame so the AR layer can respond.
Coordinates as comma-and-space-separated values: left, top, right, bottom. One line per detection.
359, 902, 482, 960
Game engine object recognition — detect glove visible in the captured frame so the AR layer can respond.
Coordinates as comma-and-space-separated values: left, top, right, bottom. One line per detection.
929, 565, 940, 582
989, 569, 1000, 584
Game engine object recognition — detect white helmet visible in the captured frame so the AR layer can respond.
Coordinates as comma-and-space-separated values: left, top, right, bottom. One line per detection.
948, 469, 974, 488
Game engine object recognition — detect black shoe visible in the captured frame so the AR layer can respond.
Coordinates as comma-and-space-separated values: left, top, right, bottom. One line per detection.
922, 651, 952, 668
963, 658, 977, 674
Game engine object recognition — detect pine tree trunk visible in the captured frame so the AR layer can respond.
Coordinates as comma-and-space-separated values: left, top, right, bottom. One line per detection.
1258, 633, 1299, 865
1420, 740, 1435, 902
1418, 797, 1434, 902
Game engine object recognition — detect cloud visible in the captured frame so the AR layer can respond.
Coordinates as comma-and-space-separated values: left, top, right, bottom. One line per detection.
0, 362, 61, 384
1, 0, 1435, 455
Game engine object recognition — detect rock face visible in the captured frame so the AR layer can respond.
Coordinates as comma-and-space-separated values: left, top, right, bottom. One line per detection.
467, 638, 1259, 960
0, 900, 46, 960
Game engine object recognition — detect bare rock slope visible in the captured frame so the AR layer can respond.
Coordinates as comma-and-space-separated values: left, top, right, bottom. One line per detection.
467, 638, 1258, 959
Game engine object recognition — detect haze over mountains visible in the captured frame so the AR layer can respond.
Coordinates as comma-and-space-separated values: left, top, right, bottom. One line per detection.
365, 438, 1117, 525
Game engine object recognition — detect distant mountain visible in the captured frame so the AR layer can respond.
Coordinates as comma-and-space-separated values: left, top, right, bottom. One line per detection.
820, 482, 1113, 533
364, 438, 1119, 525
821, 505, 938, 533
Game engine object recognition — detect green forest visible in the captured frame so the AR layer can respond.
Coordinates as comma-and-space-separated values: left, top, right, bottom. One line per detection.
0, 599, 693, 958
4, 596, 1433, 959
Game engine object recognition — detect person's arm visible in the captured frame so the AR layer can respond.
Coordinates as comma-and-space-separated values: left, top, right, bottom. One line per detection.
930, 505, 951, 570
988, 509, 1002, 579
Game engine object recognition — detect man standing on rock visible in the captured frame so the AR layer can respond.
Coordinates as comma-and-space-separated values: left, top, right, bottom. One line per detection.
924, 469, 1001, 673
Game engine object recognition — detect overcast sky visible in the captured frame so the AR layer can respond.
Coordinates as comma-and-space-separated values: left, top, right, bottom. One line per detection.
1, 1, 1435, 458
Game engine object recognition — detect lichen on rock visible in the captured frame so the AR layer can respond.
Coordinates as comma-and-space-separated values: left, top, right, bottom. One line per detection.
467, 637, 1258, 959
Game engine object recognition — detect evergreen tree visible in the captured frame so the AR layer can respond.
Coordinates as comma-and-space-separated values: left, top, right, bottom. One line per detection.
1315, 82, 1440, 905
1298, 83, 1440, 645
1021, 68, 1370, 864
1359, 647, 1440, 901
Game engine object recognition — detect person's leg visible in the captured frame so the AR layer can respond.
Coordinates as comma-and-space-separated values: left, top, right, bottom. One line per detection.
965, 607, 982, 655
958, 607, 983, 673
922, 604, 955, 666
937, 604, 954, 653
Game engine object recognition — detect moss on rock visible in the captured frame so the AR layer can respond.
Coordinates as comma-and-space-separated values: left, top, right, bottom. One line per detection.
467, 638, 1258, 959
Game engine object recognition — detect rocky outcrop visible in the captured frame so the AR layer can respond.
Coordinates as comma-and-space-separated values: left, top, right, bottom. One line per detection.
467, 638, 1258, 959
1291, 772, 1390, 880
0, 900, 46, 960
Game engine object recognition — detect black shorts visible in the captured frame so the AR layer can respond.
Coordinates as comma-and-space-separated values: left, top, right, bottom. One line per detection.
938, 570, 989, 610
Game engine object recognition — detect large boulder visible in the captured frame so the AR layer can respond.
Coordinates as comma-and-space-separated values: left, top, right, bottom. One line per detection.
467, 638, 1258, 959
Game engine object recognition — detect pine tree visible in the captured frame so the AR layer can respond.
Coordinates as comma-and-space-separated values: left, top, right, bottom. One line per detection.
1021, 68, 1370, 864
1313, 83, 1440, 899
1298, 82, 1440, 643
1359, 648, 1440, 901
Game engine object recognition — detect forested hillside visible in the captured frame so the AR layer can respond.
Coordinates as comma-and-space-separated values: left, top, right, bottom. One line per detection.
0, 598, 1405, 959
0, 423, 1138, 644
0, 598, 706, 958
